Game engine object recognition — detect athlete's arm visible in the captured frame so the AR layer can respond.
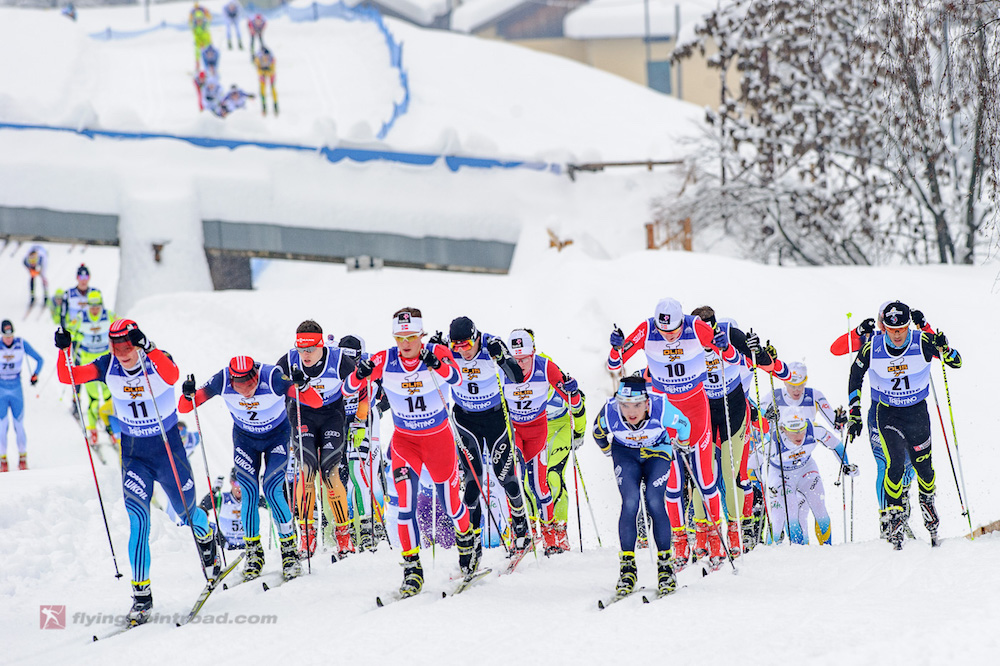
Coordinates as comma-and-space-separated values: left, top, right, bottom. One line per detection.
146, 349, 179, 385
178, 370, 225, 412
55, 350, 109, 385
431, 344, 462, 386
847, 341, 872, 410
608, 321, 648, 371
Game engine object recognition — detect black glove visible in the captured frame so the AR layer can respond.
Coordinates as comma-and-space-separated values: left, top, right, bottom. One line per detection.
418, 347, 441, 370
30, 373, 38, 386
856, 318, 875, 337
290, 364, 309, 390
764, 403, 779, 423
376, 390, 390, 414
54, 327, 72, 350
833, 406, 847, 432
712, 325, 729, 352
846, 406, 863, 439
428, 331, 447, 347
746, 329, 761, 355
842, 463, 859, 478
932, 330, 949, 350
609, 325, 625, 350
764, 341, 778, 360
355, 358, 375, 380
182, 374, 197, 399
486, 337, 504, 360
911, 310, 926, 329
128, 326, 154, 352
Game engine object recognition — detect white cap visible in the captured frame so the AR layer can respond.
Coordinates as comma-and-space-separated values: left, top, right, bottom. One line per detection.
780, 413, 809, 433
786, 362, 808, 386
508, 329, 535, 358
653, 297, 684, 332
392, 311, 423, 336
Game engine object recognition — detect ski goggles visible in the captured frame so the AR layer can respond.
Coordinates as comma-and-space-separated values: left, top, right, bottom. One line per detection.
393, 333, 421, 343
110, 337, 134, 354
450, 338, 474, 352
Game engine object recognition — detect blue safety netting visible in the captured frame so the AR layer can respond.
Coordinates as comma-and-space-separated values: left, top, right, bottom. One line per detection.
88, 2, 409, 139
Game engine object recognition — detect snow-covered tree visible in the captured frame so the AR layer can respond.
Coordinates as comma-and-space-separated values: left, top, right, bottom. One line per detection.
669, 0, 999, 265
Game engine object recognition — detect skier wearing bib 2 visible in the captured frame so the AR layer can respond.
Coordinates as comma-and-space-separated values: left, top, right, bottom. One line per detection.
55, 319, 219, 626
179, 356, 322, 581
593, 375, 691, 598
344, 308, 477, 598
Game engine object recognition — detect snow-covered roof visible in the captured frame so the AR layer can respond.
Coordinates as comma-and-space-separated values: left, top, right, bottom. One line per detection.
366, 0, 451, 26
450, 0, 528, 34
564, 0, 718, 40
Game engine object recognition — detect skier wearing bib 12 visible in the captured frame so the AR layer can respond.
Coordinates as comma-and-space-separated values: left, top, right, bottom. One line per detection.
608, 297, 739, 569
593, 374, 691, 598
55, 319, 219, 626
501, 328, 585, 555
179, 355, 322, 581
344, 307, 477, 598
846, 301, 961, 549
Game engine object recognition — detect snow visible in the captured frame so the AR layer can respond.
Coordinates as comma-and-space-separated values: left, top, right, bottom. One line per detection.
449, 0, 525, 34
563, 0, 718, 40
2, 3, 1000, 663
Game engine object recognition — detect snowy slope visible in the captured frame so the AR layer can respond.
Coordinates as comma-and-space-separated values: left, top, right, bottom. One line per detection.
3, 238, 1000, 664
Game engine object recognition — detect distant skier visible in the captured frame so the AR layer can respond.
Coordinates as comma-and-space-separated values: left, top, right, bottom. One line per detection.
189, 2, 213, 71
200, 468, 246, 550
217, 85, 255, 117
223, 0, 243, 50
61, 3, 76, 21
65, 264, 98, 323
23, 244, 49, 311
0, 320, 43, 472
254, 47, 278, 116
593, 375, 691, 597
55, 318, 219, 626
179, 355, 322, 581
248, 13, 267, 60
201, 43, 220, 77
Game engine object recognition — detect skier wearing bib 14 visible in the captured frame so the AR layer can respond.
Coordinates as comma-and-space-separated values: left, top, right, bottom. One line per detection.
608, 297, 742, 569
179, 355, 322, 582
55, 319, 219, 626
344, 308, 478, 598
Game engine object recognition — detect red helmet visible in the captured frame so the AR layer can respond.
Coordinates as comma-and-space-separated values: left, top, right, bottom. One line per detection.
109, 318, 137, 340
229, 356, 259, 384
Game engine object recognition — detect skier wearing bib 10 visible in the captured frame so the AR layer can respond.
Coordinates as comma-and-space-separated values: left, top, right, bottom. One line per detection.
344, 307, 477, 598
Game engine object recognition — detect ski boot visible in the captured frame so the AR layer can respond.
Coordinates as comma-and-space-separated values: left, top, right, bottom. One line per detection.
615, 551, 637, 597
693, 520, 710, 560
670, 528, 690, 572
18, 453, 27, 471
740, 517, 757, 552
127, 580, 153, 626
1, 456, 8, 473
879, 509, 891, 540
727, 521, 742, 557
542, 521, 562, 556
374, 518, 388, 545
919, 491, 941, 547
656, 550, 677, 597
298, 522, 317, 557
280, 535, 302, 580
707, 522, 726, 569
357, 516, 375, 552
455, 527, 481, 576
473, 527, 483, 565
901, 485, 916, 539
886, 507, 906, 550
335, 524, 355, 559
552, 520, 570, 553
511, 506, 531, 552
399, 551, 423, 597
243, 536, 265, 581
196, 530, 221, 581
88, 428, 99, 447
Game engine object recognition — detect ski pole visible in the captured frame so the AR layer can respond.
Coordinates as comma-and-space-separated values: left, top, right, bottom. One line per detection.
188, 374, 227, 568
677, 450, 736, 573
850, 475, 854, 542
292, 373, 312, 573
567, 390, 583, 553
495, 366, 537, 558
138, 351, 211, 582
930, 370, 973, 535
766, 364, 793, 545
715, 336, 740, 552
60, 341, 123, 579
639, 481, 655, 565
574, 455, 602, 547
748, 348, 774, 543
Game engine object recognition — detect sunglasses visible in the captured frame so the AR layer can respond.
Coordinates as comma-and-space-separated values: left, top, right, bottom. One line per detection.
231, 374, 257, 385
298, 346, 322, 353
394, 334, 421, 342
450, 339, 474, 351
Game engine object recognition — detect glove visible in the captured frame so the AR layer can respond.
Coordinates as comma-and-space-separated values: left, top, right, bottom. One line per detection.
428, 331, 447, 347
561, 375, 579, 395
833, 407, 847, 432
911, 310, 926, 329
418, 347, 441, 370
746, 329, 761, 355
212, 475, 224, 493
486, 337, 504, 360
290, 364, 309, 390
355, 358, 375, 380
712, 325, 729, 352
30, 373, 38, 386
855, 318, 875, 337
128, 327, 154, 352
609, 326, 624, 350
846, 406, 863, 439
182, 374, 197, 399
764, 341, 778, 360
349, 421, 369, 456
842, 463, 859, 478
932, 330, 949, 350
54, 327, 72, 350
764, 403, 779, 423
671, 437, 694, 454
571, 428, 585, 450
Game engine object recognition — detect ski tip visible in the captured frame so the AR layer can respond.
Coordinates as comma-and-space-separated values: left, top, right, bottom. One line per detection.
222, 583, 228, 590
701, 568, 708, 577
92, 635, 98, 642
641, 595, 650, 604
261, 582, 270, 591
441, 591, 448, 599
597, 600, 606, 610
375, 597, 384, 608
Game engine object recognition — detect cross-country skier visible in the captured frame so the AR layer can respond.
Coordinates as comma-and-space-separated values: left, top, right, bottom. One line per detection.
55, 319, 219, 625
201, 43, 220, 77
593, 375, 691, 597
274, 320, 356, 558
222, 0, 243, 50
248, 13, 266, 58
846, 301, 961, 549
440, 317, 531, 557
189, 2, 212, 72
200, 467, 245, 550
254, 47, 278, 116
179, 355, 321, 581
67, 290, 119, 450
65, 264, 98, 323
23, 245, 49, 311
47, 289, 66, 326
540, 374, 585, 555
344, 307, 478, 597
0, 320, 43, 472
502, 328, 585, 555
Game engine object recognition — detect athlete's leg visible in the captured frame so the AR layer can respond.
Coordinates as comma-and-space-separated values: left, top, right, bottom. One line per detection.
545, 412, 572, 523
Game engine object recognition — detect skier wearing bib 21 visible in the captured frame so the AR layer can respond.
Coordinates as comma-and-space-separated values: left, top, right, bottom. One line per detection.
55, 319, 219, 626
593, 374, 691, 598
344, 308, 478, 598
